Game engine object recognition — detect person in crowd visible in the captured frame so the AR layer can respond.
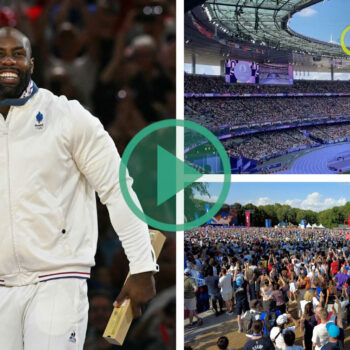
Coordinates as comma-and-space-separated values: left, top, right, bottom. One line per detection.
271, 277, 288, 314
312, 309, 332, 350
284, 330, 303, 350
261, 275, 274, 312
243, 320, 274, 350
234, 265, 249, 332
320, 300, 345, 350
217, 336, 235, 350
204, 265, 224, 316
300, 302, 318, 350
242, 300, 262, 336
184, 269, 203, 327
270, 313, 299, 350
219, 267, 233, 315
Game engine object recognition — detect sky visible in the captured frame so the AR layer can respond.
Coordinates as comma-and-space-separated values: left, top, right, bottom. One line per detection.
289, 0, 350, 45
194, 182, 350, 212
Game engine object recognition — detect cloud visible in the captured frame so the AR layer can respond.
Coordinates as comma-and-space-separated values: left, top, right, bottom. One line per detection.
285, 199, 303, 208
193, 193, 219, 203
296, 8, 317, 17
286, 192, 346, 212
246, 192, 346, 212
253, 197, 274, 206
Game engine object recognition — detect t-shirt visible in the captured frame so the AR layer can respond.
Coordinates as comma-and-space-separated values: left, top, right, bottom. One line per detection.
184, 276, 196, 299
320, 342, 341, 350
285, 346, 303, 350
331, 261, 339, 275
304, 277, 311, 290
204, 275, 220, 297
271, 290, 285, 306
243, 336, 275, 350
261, 286, 273, 301
312, 323, 330, 350
246, 267, 257, 281
218, 274, 233, 294
234, 279, 249, 303
334, 272, 348, 291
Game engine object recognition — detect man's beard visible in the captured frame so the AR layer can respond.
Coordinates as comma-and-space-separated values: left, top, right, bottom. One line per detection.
0, 68, 32, 100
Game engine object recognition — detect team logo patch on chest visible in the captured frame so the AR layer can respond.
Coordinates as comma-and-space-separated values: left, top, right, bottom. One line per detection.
69, 331, 77, 343
34, 112, 44, 129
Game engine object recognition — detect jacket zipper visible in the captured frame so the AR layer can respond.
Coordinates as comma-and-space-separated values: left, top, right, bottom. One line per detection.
4, 108, 22, 274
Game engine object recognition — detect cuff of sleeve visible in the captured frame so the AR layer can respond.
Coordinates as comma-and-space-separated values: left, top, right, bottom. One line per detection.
130, 263, 160, 275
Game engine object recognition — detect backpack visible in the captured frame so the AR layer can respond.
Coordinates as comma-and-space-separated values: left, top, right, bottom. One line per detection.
264, 311, 277, 333
243, 311, 256, 334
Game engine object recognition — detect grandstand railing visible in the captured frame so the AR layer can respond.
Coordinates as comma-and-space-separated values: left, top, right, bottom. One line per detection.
204, 115, 350, 138
185, 92, 350, 98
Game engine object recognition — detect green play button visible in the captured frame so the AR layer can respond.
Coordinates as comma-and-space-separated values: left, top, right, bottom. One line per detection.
157, 146, 203, 206
119, 119, 231, 231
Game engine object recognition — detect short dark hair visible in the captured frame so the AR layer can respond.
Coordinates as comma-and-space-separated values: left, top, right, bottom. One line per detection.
283, 330, 295, 346
217, 336, 229, 349
252, 320, 263, 334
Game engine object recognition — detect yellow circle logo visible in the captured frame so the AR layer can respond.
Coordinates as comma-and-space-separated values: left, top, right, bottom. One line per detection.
341, 26, 350, 56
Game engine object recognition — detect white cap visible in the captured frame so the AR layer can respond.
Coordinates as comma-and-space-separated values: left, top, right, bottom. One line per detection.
276, 314, 288, 325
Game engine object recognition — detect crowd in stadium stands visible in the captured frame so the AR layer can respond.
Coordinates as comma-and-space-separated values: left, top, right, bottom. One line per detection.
185, 97, 350, 128
222, 124, 350, 160
184, 74, 350, 94
2, 1, 175, 349
223, 130, 316, 160
185, 226, 350, 350
307, 124, 350, 142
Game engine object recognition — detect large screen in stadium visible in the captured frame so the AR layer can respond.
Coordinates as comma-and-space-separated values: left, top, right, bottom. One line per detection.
225, 59, 293, 85
208, 206, 238, 225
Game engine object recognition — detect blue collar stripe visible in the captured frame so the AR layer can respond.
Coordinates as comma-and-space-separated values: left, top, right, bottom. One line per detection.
0, 82, 39, 107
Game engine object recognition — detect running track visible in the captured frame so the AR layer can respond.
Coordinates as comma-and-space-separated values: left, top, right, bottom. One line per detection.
280, 143, 350, 174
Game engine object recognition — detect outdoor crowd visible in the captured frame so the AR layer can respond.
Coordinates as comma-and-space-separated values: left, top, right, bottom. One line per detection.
185, 97, 350, 128
184, 226, 350, 350
184, 75, 350, 95
0, 1, 176, 349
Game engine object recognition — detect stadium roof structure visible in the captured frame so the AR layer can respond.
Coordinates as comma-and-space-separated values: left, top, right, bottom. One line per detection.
203, 0, 346, 58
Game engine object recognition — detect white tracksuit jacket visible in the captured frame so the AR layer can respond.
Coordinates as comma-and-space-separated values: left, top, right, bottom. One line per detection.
0, 88, 157, 287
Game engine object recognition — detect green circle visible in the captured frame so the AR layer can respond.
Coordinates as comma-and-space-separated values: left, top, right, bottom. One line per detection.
341, 26, 350, 56
119, 119, 231, 231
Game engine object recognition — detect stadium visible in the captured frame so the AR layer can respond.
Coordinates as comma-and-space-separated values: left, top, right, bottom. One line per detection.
184, 0, 350, 174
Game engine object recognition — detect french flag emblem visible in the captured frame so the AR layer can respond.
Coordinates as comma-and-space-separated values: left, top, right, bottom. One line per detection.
35, 112, 44, 129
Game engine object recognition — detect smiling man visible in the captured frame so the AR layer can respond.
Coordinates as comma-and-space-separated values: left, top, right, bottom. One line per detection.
0, 27, 158, 349
0, 28, 33, 104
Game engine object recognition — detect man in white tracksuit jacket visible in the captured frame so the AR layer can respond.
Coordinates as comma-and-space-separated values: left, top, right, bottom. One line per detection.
0, 27, 158, 349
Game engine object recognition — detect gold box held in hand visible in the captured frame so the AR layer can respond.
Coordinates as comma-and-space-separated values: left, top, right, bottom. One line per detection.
102, 230, 166, 345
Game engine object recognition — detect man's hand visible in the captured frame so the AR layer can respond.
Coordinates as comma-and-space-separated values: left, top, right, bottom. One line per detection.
114, 272, 156, 318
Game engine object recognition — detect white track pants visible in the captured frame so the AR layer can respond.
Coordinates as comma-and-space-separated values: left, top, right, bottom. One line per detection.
0, 278, 89, 350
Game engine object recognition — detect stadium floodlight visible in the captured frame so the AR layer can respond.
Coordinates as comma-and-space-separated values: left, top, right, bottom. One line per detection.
204, 6, 212, 22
